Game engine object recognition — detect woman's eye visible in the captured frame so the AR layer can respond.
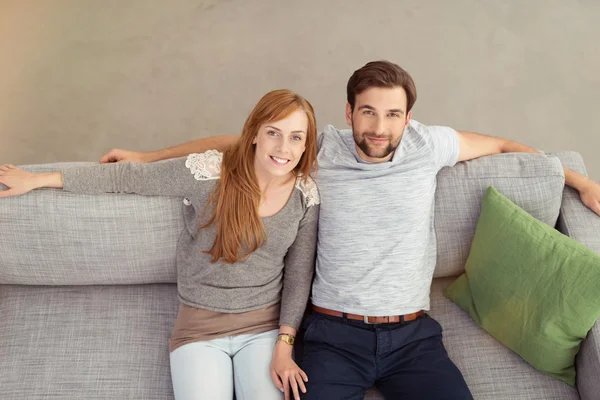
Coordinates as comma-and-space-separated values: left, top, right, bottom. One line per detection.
267, 130, 277, 136
292, 135, 303, 141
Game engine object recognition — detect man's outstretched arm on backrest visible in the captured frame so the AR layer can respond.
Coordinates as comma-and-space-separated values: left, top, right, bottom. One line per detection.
99, 135, 240, 163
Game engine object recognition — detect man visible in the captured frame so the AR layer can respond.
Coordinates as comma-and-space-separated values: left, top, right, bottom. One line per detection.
101, 61, 600, 400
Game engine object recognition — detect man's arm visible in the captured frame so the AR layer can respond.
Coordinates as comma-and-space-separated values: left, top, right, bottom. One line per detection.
456, 131, 600, 215
100, 135, 240, 163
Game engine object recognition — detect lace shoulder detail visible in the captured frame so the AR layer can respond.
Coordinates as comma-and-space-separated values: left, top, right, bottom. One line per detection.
185, 150, 223, 180
295, 175, 320, 207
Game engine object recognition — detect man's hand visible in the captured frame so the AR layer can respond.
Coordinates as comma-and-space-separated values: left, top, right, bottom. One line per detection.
456, 131, 600, 216
270, 341, 308, 400
100, 148, 152, 164
100, 135, 240, 164
577, 178, 600, 216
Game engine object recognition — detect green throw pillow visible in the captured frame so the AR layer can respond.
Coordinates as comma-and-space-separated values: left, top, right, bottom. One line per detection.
445, 186, 600, 386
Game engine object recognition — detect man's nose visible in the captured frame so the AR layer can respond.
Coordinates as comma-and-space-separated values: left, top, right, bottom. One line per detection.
374, 117, 386, 135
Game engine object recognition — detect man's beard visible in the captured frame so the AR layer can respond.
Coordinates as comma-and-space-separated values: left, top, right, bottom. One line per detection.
353, 130, 401, 160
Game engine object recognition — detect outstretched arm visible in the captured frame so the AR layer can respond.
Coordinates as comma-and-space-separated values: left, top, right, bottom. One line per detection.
0, 155, 211, 199
456, 131, 600, 216
100, 135, 240, 163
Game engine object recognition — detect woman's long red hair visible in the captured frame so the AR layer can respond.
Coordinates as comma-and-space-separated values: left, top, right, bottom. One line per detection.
203, 89, 317, 263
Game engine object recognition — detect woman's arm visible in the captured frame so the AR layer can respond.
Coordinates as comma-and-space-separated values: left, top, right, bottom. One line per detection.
62, 157, 200, 196
1, 152, 220, 198
270, 202, 320, 399
278, 203, 320, 330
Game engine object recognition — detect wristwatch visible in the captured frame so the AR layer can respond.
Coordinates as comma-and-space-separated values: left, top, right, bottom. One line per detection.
277, 333, 295, 345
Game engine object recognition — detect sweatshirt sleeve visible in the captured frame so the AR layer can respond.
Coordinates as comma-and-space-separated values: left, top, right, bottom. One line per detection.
62, 151, 222, 197
279, 184, 320, 330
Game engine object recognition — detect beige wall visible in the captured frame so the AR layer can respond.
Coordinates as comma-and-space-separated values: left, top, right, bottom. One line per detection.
1, 0, 599, 179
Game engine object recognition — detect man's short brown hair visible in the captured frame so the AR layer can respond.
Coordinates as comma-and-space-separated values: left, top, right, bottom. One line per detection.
347, 60, 417, 113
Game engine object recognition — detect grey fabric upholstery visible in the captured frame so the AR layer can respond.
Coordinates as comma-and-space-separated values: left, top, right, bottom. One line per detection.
549, 151, 600, 400
0, 162, 181, 285
434, 152, 564, 278
1, 152, 598, 399
0, 284, 179, 399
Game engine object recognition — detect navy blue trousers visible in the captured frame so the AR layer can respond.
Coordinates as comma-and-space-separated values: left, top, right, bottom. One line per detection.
298, 311, 473, 400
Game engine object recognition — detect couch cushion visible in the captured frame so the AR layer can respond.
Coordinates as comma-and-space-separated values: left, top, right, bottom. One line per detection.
0, 162, 182, 285
434, 153, 564, 278
1, 280, 577, 400
430, 277, 580, 399
551, 151, 600, 400
0, 283, 179, 399
445, 186, 600, 386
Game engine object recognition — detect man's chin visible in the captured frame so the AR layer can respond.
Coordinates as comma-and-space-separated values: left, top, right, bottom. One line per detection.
363, 147, 394, 159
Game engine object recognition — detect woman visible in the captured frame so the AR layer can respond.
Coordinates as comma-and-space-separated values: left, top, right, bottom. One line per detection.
0, 89, 319, 400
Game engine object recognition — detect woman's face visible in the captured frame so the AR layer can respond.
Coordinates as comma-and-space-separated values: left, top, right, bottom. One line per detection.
252, 109, 308, 179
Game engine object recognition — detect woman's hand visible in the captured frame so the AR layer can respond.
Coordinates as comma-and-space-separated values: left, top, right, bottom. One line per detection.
270, 341, 308, 400
0, 164, 40, 198
0, 165, 63, 198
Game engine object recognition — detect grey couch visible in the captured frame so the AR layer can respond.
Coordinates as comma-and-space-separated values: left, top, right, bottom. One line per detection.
1, 151, 599, 400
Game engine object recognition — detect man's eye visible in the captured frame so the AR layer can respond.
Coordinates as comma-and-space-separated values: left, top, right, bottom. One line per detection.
389, 113, 400, 118
363, 110, 374, 115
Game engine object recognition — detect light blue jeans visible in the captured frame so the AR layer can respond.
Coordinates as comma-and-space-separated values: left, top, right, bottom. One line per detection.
170, 329, 283, 400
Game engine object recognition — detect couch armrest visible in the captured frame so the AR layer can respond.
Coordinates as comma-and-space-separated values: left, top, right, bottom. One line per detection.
549, 151, 600, 400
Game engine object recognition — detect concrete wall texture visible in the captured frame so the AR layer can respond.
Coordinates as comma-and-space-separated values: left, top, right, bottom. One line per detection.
1, 0, 599, 179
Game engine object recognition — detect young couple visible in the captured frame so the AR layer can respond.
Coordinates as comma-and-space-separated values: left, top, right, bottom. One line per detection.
2, 60, 600, 400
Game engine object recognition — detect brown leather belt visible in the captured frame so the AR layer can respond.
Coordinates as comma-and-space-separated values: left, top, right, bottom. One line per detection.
313, 305, 424, 324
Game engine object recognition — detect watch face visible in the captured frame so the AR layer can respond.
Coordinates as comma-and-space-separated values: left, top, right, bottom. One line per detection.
279, 335, 294, 345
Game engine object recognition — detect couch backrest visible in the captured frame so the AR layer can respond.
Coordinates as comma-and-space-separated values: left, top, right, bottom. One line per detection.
0, 153, 571, 285
434, 152, 565, 278
0, 162, 183, 285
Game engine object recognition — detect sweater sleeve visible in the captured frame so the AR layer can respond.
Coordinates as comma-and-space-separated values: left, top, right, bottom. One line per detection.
62, 151, 222, 197
279, 201, 320, 330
